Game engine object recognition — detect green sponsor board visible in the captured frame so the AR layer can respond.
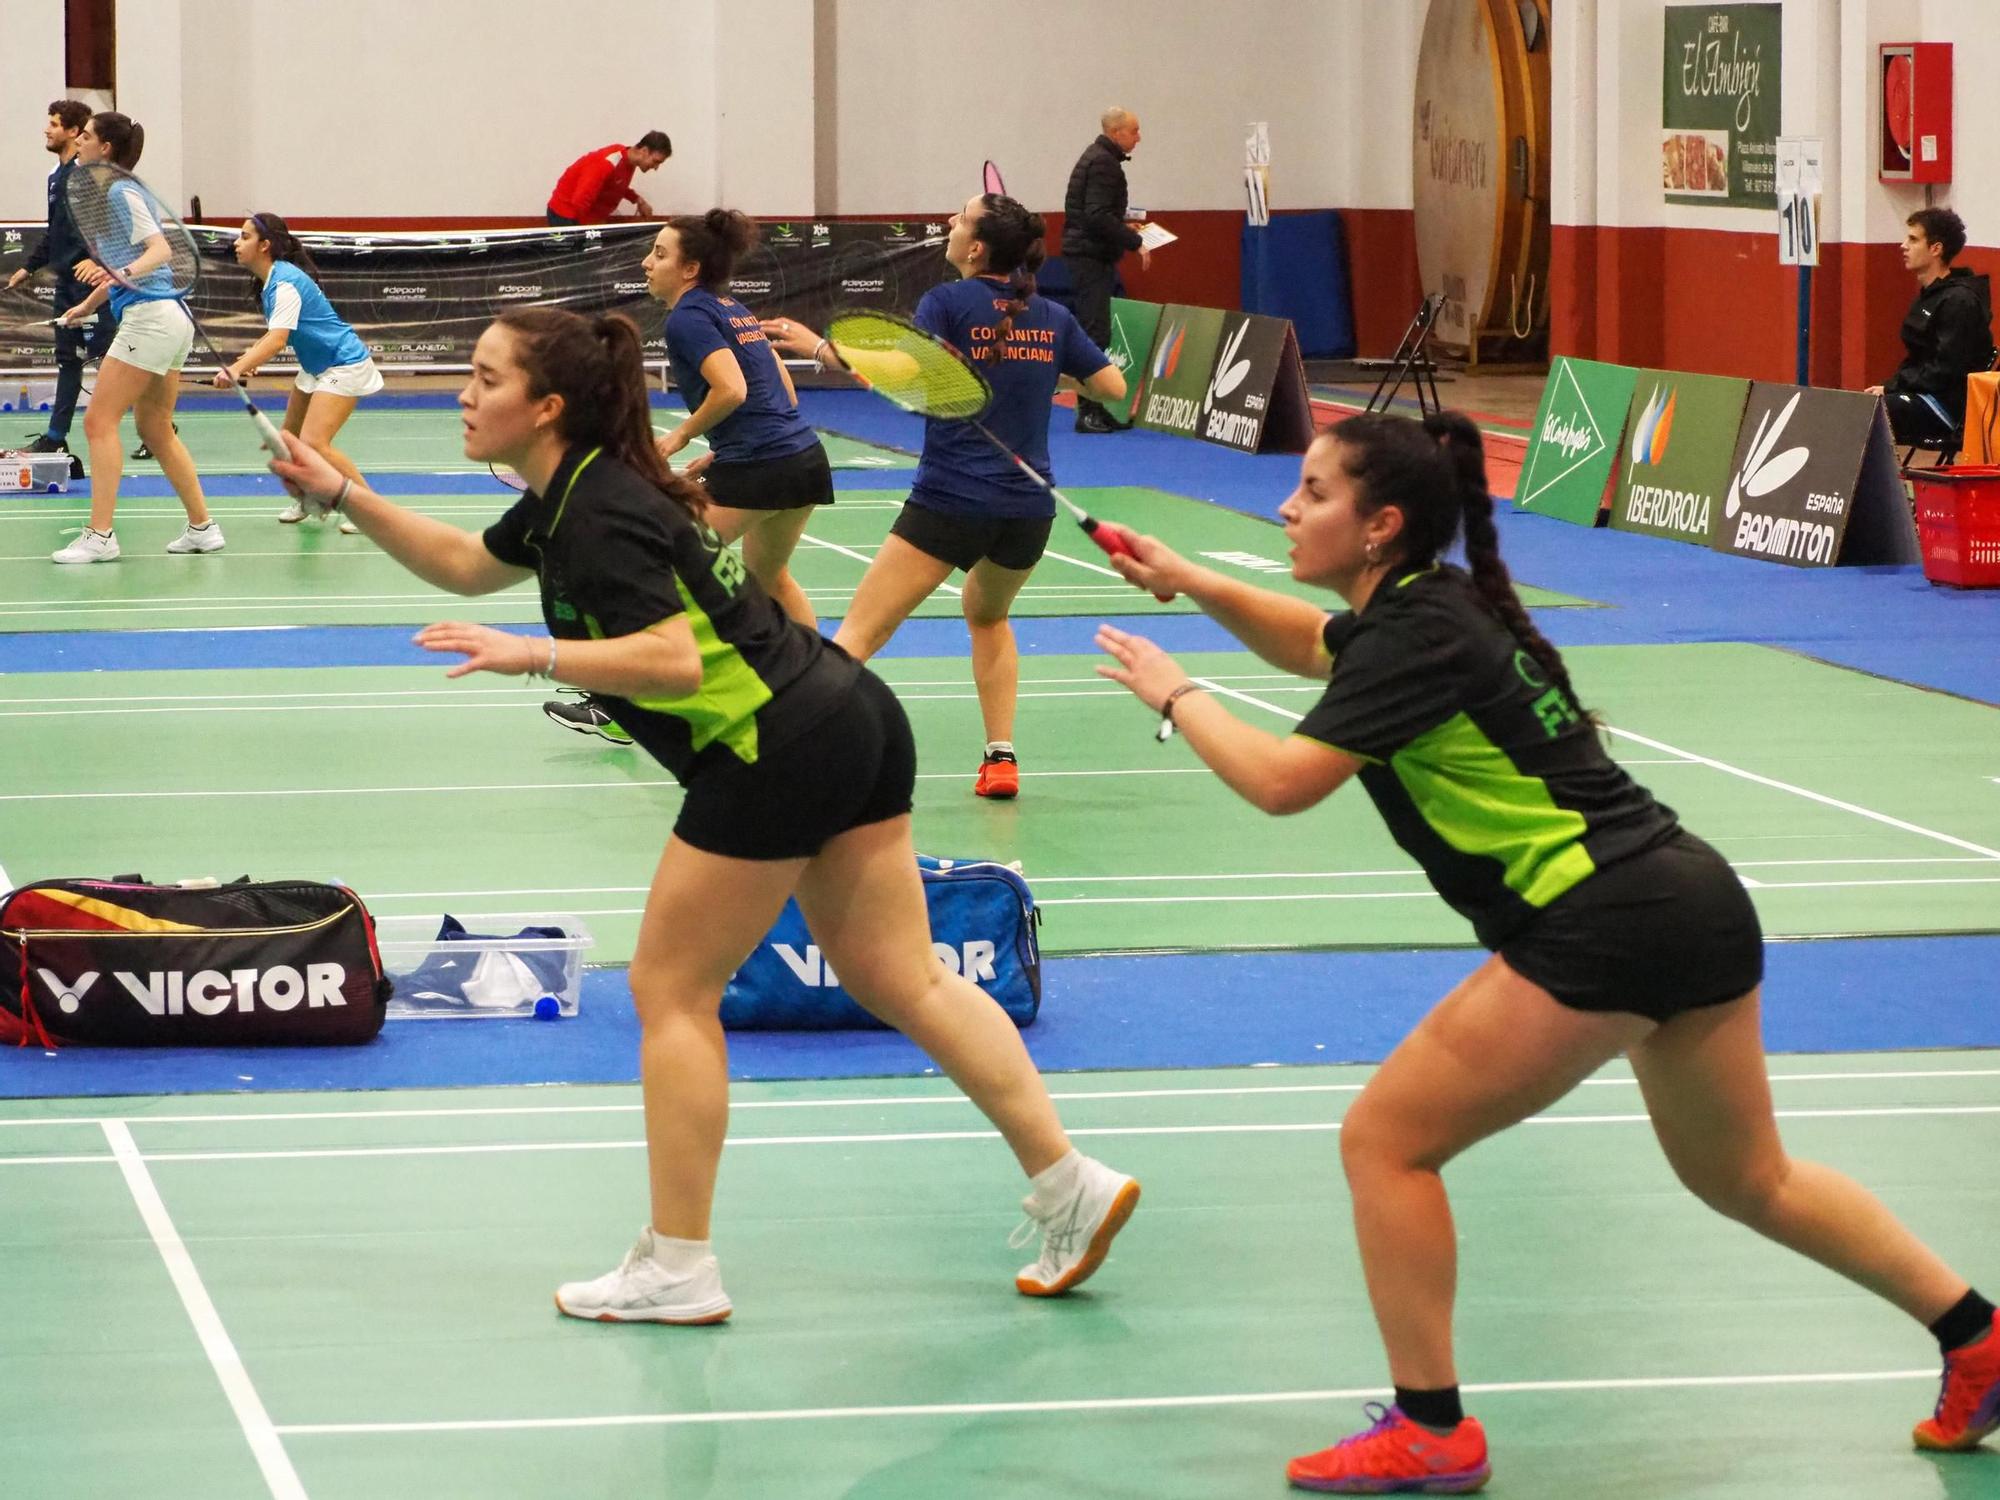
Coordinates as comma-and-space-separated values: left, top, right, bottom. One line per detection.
1662, 3, 1781, 209
1134, 304, 1227, 439
1608, 370, 1751, 547
1102, 298, 1162, 426
1516, 358, 1640, 525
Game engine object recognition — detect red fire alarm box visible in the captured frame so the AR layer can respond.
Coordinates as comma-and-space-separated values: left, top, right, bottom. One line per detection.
1880, 43, 1952, 183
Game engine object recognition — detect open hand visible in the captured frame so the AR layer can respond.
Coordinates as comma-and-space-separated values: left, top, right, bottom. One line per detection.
1094, 623, 1192, 711
413, 622, 543, 679
759, 318, 823, 360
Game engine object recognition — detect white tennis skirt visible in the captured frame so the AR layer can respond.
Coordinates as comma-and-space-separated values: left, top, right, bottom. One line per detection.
294, 358, 386, 399
108, 299, 195, 376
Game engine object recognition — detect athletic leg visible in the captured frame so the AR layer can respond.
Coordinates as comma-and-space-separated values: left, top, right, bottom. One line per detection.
78, 356, 152, 532
708, 502, 817, 629
133, 374, 210, 528
961, 558, 1034, 746
831, 532, 955, 660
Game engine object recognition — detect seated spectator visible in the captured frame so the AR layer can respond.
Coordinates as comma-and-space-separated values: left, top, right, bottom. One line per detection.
1867, 207, 1995, 445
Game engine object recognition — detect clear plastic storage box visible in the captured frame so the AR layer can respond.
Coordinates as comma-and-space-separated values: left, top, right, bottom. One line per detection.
1, 450, 74, 494
374, 914, 594, 1020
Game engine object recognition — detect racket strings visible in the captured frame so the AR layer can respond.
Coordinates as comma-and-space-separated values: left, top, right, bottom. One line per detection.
826, 311, 992, 421
65, 163, 201, 298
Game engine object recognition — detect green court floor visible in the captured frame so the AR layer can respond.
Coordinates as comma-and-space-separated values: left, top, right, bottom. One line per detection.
0, 485, 1590, 633
83, 404, 911, 474
3, 644, 1995, 964
5, 1056, 1994, 1500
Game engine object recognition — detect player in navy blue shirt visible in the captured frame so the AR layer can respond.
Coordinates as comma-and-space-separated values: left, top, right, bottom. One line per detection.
651, 209, 829, 630
767, 194, 1125, 797
219, 213, 382, 535
545, 209, 837, 745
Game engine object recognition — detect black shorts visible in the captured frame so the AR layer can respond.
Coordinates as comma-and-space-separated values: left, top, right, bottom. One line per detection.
891, 499, 1052, 572
672, 667, 915, 860
700, 442, 834, 512
1499, 830, 1764, 1022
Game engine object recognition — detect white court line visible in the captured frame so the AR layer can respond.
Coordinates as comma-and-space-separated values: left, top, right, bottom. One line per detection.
271, 1366, 1939, 1437
1604, 726, 2000, 863
1040, 547, 1126, 580
101, 1121, 309, 1500
4, 1065, 1994, 1131
1200, 678, 2000, 866
0, 766, 1217, 803
11, 1103, 1997, 1167
795, 532, 963, 597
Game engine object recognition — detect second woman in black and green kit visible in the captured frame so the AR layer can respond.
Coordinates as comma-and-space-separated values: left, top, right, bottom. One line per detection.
266, 307, 1140, 1326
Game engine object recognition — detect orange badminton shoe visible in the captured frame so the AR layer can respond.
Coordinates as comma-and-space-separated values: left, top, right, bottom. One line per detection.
1287, 1403, 1491, 1494
1915, 1310, 2000, 1451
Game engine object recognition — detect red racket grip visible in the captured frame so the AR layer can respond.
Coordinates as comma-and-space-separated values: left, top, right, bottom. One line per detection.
1084, 519, 1174, 602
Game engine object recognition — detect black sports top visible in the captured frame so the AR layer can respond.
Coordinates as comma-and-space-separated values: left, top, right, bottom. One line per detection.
483, 445, 856, 779
1295, 565, 1681, 947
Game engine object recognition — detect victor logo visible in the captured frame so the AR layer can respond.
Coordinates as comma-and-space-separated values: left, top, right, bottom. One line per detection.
1725, 390, 1810, 520
1204, 322, 1253, 412
37, 965, 350, 1016
773, 942, 999, 987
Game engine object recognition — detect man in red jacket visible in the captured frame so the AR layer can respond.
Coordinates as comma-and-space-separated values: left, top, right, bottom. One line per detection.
546, 131, 672, 225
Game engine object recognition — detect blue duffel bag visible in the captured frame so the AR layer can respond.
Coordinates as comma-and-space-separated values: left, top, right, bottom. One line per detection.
720, 856, 1041, 1029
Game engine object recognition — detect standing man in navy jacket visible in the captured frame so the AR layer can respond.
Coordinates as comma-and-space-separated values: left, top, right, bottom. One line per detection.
1062, 108, 1148, 433
5, 100, 111, 474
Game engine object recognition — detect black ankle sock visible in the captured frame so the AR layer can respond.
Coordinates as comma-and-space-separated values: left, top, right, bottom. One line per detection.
1930, 1289, 1998, 1354
1393, 1385, 1464, 1431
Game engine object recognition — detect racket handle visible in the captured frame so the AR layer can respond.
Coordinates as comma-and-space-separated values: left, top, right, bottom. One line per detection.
1083, 518, 1174, 603
247, 403, 290, 461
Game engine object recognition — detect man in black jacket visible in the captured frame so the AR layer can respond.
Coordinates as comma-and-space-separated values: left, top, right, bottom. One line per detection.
4, 100, 113, 475
1866, 207, 1994, 445
1063, 108, 1147, 433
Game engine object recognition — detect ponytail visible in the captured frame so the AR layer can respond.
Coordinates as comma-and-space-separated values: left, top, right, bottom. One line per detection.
249, 211, 320, 279
968, 194, 1046, 361
494, 308, 707, 523
1419, 412, 1592, 721
667, 208, 758, 291
90, 111, 143, 170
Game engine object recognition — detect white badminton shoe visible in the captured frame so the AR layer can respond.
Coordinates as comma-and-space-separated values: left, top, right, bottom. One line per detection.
1012, 1154, 1141, 1296
51, 528, 119, 563
165, 522, 226, 554
554, 1227, 733, 1324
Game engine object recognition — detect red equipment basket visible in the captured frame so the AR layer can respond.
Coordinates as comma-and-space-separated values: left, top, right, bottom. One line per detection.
1907, 465, 2000, 588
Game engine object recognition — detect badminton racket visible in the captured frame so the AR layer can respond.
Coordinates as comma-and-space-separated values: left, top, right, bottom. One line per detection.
64, 160, 287, 460
982, 160, 1007, 197
823, 309, 1173, 599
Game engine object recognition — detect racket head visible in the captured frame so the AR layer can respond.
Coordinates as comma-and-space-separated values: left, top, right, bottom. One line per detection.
982, 160, 1007, 196
489, 462, 531, 493
63, 162, 200, 299
825, 308, 993, 421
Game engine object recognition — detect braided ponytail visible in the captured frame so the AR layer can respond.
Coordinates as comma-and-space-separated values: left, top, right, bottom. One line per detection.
1420, 412, 1592, 721
969, 194, 1046, 361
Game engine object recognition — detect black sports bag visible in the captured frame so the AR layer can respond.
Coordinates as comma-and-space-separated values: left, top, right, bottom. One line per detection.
0, 876, 391, 1047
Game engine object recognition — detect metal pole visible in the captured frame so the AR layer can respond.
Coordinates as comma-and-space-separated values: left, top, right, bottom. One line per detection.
1796, 263, 1813, 386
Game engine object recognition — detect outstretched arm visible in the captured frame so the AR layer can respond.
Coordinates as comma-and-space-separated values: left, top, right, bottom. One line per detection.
1106, 534, 1334, 680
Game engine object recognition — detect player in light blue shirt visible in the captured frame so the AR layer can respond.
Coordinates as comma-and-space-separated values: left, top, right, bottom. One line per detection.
220, 212, 382, 532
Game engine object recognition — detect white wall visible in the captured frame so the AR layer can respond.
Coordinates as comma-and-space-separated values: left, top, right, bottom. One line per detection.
4, 0, 1424, 223
826, 0, 1422, 214
1560, 0, 1995, 251
0, 0, 72, 221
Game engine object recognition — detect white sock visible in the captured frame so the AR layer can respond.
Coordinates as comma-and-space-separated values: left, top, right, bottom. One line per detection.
646, 1231, 713, 1276
985, 740, 1015, 758
1028, 1149, 1083, 1209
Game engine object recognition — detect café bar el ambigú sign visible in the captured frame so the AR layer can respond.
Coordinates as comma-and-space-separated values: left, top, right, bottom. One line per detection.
1662, 3, 1781, 210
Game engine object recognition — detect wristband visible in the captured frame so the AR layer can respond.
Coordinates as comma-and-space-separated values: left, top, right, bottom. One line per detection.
323, 477, 352, 513
524, 636, 558, 681
811, 338, 829, 370
1154, 683, 1205, 743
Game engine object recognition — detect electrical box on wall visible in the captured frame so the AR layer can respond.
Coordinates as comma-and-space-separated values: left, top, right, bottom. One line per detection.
1879, 43, 1952, 183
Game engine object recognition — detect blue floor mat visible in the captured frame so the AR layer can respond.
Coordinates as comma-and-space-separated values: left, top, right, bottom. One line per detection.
5, 935, 1994, 1100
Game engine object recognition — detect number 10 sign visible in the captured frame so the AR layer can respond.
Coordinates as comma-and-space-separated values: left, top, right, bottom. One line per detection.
1776, 136, 1822, 267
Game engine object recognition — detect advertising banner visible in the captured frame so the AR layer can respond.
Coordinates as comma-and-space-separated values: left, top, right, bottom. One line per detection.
1102, 297, 1163, 427
1516, 357, 1640, 525
0, 220, 953, 372
1662, 3, 1782, 209
1134, 304, 1228, 439
1715, 384, 1918, 566
1193, 311, 1314, 454
1608, 370, 1751, 546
